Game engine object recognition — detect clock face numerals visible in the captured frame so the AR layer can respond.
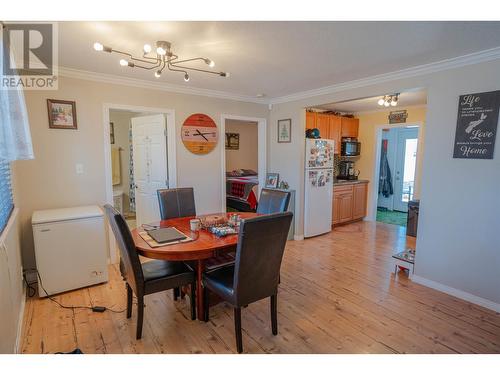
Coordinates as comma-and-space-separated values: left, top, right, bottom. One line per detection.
181, 114, 218, 155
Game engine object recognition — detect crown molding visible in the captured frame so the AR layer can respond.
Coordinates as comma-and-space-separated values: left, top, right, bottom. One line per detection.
57, 66, 268, 105
269, 46, 500, 105
58, 46, 500, 107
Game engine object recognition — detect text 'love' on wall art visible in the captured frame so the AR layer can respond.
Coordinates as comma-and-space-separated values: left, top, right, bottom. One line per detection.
453, 90, 500, 159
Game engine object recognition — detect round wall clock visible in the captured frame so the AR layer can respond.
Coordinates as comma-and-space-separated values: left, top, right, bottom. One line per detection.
181, 113, 219, 155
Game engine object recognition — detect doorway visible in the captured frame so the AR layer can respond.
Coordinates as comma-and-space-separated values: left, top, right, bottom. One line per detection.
103, 104, 176, 264
224, 119, 259, 212
220, 114, 267, 213
375, 125, 419, 227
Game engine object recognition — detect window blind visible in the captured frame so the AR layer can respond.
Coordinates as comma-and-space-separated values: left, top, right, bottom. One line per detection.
0, 158, 13, 234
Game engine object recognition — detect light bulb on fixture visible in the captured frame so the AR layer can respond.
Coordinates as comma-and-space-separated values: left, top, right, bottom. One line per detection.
143, 44, 152, 53
154, 70, 161, 78
384, 101, 390, 107
119, 59, 129, 66
377, 98, 385, 106
93, 42, 104, 51
390, 99, 397, 106
184, 73, 190, 82
156, 47, 166, 56
205, 59, 215, 68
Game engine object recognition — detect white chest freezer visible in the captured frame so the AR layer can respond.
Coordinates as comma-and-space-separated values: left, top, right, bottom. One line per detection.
32, 205, 108, 297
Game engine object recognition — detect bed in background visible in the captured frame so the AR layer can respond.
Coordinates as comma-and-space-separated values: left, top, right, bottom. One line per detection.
226, 169, 259, 212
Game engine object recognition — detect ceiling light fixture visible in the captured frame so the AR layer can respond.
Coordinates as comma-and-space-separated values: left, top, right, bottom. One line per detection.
93, 40, 228, 82
378, 93, 399, 107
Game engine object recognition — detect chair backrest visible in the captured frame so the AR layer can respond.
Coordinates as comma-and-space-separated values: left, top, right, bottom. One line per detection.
103, 204, 144, 295
157, 188, 196, 220
256, 189, 291, 214
233, 212, 293, 306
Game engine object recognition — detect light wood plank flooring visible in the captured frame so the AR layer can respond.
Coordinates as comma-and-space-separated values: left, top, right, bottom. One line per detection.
20, 221, 500, 354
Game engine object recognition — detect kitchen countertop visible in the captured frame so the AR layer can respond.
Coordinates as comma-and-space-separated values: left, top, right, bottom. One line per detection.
333, 179, 369, 186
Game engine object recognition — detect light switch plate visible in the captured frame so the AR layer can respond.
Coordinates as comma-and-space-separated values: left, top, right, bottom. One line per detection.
76, 163, 84, 175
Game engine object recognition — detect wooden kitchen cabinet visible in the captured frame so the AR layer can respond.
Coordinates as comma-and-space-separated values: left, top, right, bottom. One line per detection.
341, 117, 359, 138
316, 113, 330, 139
306, 112, 317, 130
352, 182, 368, 219
332, 181, 369, 226
328, 115, 342, 153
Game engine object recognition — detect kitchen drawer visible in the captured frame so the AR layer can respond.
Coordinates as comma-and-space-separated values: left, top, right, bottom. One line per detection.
334, 184, 354, 194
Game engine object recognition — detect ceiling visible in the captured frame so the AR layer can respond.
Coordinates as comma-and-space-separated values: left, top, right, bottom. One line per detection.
58, 21, 500, 99
316, 90, 428, 113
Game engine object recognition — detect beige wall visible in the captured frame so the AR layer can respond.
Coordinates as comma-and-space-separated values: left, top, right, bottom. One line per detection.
13, 76, 269, 270
225, 120, 258, 172
355, 106, 427, 218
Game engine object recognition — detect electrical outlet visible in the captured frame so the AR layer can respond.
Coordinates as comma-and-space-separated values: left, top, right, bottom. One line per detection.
76, 163, 84, 175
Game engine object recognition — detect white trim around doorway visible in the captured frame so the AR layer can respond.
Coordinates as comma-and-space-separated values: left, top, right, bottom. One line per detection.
220, 114, 267, 213
368, 121, 422, 223
103, 103, 176, 264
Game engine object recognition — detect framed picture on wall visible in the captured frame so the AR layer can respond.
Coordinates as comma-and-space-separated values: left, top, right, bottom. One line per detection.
278, 119, 291, 143
110, 122, 115, 144
225, 132, 240, 150
47, 99, 77, 130
265, 173, 280, 188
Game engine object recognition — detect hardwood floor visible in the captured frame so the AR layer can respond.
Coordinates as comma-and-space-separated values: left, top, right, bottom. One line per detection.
20, 221, 500, 354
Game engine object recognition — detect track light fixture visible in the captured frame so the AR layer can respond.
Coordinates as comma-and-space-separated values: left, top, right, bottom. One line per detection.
378, 93, 399, 107
93, 40, 228, 82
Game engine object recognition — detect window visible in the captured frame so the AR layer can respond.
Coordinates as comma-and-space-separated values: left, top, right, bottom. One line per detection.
0, 159, 13, 234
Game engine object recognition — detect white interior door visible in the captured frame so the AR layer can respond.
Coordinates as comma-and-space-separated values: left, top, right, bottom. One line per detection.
393, 128, 418, 212
131, 114, 168, 226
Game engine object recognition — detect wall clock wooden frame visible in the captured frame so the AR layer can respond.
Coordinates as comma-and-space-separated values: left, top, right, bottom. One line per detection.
181, 113, 219, 155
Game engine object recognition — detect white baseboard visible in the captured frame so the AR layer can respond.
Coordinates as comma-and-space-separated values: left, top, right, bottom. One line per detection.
15, 286, 27, 354
293, 234, 304, 241
412, 274, 500, 313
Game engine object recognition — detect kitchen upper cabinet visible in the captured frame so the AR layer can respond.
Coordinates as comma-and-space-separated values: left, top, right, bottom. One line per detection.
352, 183, 368, 219
316, 114, 330, 139
341, 117, 359, 138
328, 115, 342, 154
306, 112, 317, 130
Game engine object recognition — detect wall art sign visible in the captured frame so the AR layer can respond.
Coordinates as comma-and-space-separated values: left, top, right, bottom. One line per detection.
225, 133, 239, 150
277, 119, 292, 143
47, 99, 77, 129
453, 90, 500, 159
388, 110, 408, 124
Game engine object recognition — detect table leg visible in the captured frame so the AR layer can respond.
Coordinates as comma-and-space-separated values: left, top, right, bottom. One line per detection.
196, 259, 205, 321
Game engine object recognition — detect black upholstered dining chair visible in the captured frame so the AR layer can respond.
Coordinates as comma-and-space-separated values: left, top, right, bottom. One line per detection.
256, 189, 291, 214
202, 212, 293, 353
104, 205, 196, 340
157, 187, 196, 220
157, 187, 196, 300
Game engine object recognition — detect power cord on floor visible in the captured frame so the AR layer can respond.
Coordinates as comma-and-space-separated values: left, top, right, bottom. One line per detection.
23, 268, 128, 314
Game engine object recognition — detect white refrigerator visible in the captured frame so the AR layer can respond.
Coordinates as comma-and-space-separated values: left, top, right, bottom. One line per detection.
304, 138, 335, 238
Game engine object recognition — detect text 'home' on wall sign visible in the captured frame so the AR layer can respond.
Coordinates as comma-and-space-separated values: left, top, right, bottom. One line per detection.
453, 90, 500, 159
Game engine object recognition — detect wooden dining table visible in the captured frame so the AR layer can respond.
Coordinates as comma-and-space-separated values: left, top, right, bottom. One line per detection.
131, 212, 259, 320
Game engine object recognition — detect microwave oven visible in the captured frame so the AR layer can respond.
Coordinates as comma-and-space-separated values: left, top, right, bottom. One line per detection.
341, 139, 361, 156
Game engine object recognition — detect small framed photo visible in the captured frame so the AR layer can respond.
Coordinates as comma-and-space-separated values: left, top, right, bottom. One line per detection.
47, 99, 77, 130
110, 122, 115, 144
277, 119, 291, 143
265, 172, 280, 188
225, 132, 240, 150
